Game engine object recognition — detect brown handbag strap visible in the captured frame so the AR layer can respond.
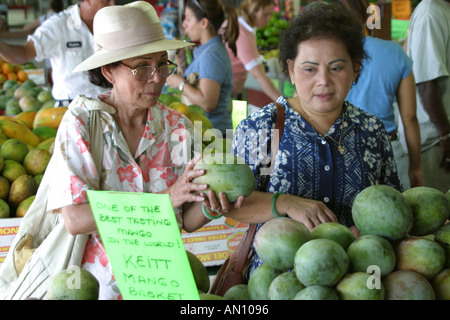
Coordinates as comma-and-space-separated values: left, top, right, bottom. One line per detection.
233, 103, 285, 273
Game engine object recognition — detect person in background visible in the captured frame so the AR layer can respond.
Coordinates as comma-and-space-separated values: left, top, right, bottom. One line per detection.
340, 0, 423, 190
22, 0, 65, 32
166, 0, 239, 135
220, 1, 401, 275
0, 0, 115, 106
223, 0, 281, 102
405, 0, 450, 193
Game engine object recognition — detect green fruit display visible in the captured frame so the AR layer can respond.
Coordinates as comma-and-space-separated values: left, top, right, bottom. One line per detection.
435, 223, 450, 268
395, 237, 445, 279
403, 187, 449, 236
293, 285, 339, 300
47, 267, 99, 300
248, 264, 282, 300
186, 250, 210, 293
199, 293, 224, 300
0, 199, 10, 218
8, 174, 37, 208
383, 270, 435, 300
256, 13, 290, 51
13, 85, 35, 100
294, 238, 349, 287
346, 234, 396, 277
267, 271, 305, 300
0, 95, 11, 111
188, 104, 206, 117
3, 80, 18, 90
32, 126, 57, 141
1, 138, 28, 163
223, 284, 250, 300
0, 175, 9, 200
1, 159, 27, 183
23, 148, 52, 176
192, 153, 255, 203
18, 95, 41, 112
336, 272, 385, 300
311, 222, 355, 250
37, 90, 53, 104
431, 268, 450, 300
254, 217, 311, 271
158, 93, 179, 106
5, 98, 21, 116
352, 184, 413, 240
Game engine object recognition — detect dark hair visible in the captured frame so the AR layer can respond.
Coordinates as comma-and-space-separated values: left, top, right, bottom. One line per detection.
239, 0, 275, 26
50, 0, 64, 13
186, 0, 239, 56
339, 0, 371, 26
279, 1, 367, 76
87, 62, 120, 89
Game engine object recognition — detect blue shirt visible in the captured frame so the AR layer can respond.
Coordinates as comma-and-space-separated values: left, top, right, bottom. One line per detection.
233, 96, 402, 274
346, 36, 413, 133
185, 35, 233, 134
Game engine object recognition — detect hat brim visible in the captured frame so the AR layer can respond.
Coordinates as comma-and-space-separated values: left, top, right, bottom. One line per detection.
73, 39, 194, 72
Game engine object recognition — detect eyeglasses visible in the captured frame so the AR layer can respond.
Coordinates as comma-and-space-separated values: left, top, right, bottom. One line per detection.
119, 60, 177, 81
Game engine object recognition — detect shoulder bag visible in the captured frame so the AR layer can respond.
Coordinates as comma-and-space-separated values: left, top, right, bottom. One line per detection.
0, 95, 115, 300
209, 103, 285, 297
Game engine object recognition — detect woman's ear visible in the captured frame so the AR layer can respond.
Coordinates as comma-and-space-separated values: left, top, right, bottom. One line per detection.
287, 59, 295, 84
200, 16, 210, 31
353, 60, 362, 83
101, 64, 115, 85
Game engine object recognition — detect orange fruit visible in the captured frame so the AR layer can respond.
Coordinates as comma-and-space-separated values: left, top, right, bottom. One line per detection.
7, 73, 17, 81
2, 63, 13, 76
0, 74, 6, 86
16, 70, 28, 82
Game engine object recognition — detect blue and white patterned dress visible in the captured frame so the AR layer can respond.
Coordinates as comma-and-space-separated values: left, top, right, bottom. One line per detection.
232, 95, 402, 274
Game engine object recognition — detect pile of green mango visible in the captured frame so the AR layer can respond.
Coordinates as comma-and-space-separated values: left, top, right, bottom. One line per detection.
256, 12, 290, 51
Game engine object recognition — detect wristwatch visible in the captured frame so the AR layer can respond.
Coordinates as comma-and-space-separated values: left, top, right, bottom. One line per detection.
178, 81, 186, 92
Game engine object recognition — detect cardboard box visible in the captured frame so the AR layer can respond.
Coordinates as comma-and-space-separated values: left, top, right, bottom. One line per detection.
0, 218, 22, 264
182, 217, 249, 267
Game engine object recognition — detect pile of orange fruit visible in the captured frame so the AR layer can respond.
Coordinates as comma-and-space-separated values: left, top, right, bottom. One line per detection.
0, 58, 28, 86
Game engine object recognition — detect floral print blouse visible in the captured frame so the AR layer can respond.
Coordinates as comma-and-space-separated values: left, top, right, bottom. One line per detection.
232, 96, 402, 275
46, 92, 194, 299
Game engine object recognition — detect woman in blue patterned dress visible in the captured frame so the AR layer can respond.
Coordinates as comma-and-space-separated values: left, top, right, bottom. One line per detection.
215, 1, 402, 274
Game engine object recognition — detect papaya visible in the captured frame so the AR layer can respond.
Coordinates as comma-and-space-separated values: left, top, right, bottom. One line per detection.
0, 118, 40, 146
15, 111, 37, 130
0, 115, 26, 125
32, 126, 57, 141
33, 106, 68, 129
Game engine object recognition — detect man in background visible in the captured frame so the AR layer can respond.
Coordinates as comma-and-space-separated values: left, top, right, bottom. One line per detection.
405, 0, 450, 193
0, 0, 115, 105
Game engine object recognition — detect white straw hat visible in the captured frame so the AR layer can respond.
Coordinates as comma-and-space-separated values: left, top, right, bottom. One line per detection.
73, 1, 193, 72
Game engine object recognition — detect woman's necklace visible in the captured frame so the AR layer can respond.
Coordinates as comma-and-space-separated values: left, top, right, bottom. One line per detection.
300, 105, 346, 155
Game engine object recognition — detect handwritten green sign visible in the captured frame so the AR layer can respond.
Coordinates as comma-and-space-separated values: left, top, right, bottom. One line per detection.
87, 190, 200, 300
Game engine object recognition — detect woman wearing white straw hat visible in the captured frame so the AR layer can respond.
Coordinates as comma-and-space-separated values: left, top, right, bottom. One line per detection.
43, 1, 245, 299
